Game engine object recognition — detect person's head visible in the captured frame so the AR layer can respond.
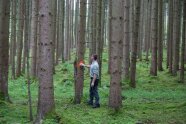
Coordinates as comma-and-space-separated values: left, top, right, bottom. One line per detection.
91, 54, 97, 62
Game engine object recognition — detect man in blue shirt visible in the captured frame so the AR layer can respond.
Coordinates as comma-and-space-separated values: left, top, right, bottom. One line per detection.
81, 54, 100, 108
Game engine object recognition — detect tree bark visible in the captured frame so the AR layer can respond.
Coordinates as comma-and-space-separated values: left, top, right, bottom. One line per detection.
74, 0, 87, 104
123, 0, 130, 79
0, 0, 10, 101
10, 0, 17, 79
168, 0, 173, 73
180, 0, 186, 82
150, 0, 158, 76
36, 0, 55, 121
157, 0, 163, 71
16, 0, 25, 77
130, 0, 141, 88
109, 0, 124, 109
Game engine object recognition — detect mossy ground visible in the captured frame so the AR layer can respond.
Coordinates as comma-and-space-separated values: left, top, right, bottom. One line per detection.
0, 49, 186, 124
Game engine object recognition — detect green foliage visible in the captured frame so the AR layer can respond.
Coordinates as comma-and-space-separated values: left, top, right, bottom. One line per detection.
0, 49, 186, 124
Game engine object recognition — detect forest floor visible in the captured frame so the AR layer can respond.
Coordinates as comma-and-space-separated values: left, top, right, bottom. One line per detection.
0, 49, 186, 124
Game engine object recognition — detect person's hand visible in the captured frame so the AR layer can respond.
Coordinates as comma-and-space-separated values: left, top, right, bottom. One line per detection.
91, 82, 94, 87
80, 63, 85, 67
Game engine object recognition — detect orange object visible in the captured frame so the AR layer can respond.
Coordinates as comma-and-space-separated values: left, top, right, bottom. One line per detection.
77, 60, 85, 68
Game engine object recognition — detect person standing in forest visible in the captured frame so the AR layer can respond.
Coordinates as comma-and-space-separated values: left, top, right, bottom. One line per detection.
81, 54, 100, 108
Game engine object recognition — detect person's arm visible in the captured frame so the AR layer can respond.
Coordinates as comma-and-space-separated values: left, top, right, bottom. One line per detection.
91, 74, 97, 87
85, 64, 90, 68
80, 63, 90, 68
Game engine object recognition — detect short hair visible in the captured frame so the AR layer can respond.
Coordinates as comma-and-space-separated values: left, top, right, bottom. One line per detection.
93, 54, 97, 60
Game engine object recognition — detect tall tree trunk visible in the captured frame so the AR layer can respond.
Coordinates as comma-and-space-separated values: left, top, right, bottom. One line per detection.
61, 0, 65, 62
130, 0, 141, 88
36, 0, 55, 121
92, 1, 97, 54
74, 0, 80, 52
64, 0, 70, 61
150, 0, 158, 76
74, 0, 87, 104
16, 0, 25, 77
11, 0, 17, 79
180, 0, 186, 82
96, 0, 103, 85
25, 0, 33, 121
157, 0, 163, 71
123, 0, 130, 79
88, 0, 93, 59
30, 0, 38, 77
109, 0, 124, 109
168, 0, 173, 73
0, 0, 10, 101
146, 0, 152, 61
172, 0, 181, 76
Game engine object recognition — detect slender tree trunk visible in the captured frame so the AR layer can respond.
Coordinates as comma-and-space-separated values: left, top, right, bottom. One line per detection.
180, 0, 186, 83
168, 0, 173, 73
172, 0, 181, 76
64, 0, 70, 61
146, 0, 152, 61
157, 0, 163, 71
74, 0, 87, 104
0, 0, 10, 101
92, 1, 97, 54
130, 0, 141, 88
16, 0, 25, 77
150, 0, 158, 76
36, 0, 55, 121
108, 0, 112, 74
109, 0, 124, 109
96, 0, 103, 85
30, 0, 38, 77
74, 0, 80, 52
11, 0, 17, 79
25, 0, 33, 121
123, 0, 130, 79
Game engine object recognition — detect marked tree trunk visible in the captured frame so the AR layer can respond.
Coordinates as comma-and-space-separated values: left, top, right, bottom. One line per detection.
109, 0, 124, 109
150, 0, 158, 76
0, 0, 10, 101
75, 0, 87, 104
36, 0, 55, 121
130, 0, 141, 88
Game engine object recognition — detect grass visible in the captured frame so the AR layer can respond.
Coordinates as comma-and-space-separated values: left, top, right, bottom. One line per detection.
0, 49, 186, 124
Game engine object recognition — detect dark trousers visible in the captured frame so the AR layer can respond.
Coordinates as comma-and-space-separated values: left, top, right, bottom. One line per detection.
89, 78, 100, 105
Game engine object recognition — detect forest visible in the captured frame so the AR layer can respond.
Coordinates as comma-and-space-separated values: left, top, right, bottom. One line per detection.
0, 0, 186, 124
